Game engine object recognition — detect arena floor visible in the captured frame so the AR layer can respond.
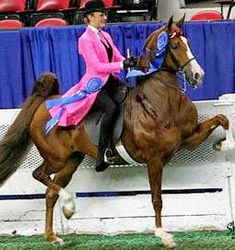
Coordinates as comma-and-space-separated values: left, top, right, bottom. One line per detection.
0, 231, 234, 250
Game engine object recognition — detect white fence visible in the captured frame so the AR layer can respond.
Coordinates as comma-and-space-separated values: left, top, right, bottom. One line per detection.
0, 99, 235, 236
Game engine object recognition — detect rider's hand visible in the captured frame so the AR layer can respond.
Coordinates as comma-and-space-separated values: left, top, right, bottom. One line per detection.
123, 56, 138, 69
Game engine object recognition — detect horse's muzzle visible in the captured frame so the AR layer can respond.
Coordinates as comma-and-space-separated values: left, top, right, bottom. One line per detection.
187, 67, 205, 88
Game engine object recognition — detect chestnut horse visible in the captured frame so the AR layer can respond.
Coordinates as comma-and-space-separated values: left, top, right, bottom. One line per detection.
0, 16, 230, 248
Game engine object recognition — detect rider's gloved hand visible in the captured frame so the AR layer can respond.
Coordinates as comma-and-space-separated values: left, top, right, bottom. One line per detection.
123, 56, 138, 69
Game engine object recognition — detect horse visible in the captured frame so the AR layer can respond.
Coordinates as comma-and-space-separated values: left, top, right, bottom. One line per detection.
0, 15, 231, 248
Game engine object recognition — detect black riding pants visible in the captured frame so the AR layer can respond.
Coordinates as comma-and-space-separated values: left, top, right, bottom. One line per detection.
93, 76, 119, 151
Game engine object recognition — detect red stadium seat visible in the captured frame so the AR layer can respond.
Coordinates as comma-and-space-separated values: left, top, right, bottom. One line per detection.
35, 17, 67, 27
103, 0, 121, 22
35, 0, 71, 11
78, 0, 91, 9
0, 19, 24, 29
190, 10, 223, 21
104, 0, 120, 8
0, 0, 31, 24
0, 0, 26, 12
73, 0, 121, 23
29, 0, 75, 26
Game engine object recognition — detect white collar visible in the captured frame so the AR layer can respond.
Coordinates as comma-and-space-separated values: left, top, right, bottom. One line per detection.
88, 25, 99, 33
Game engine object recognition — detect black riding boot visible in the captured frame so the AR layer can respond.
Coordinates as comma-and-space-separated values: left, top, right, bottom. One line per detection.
95, 121, 110, 172
95, 115, 113, 172
94, 85, 118, 172
96, 144, 110, 172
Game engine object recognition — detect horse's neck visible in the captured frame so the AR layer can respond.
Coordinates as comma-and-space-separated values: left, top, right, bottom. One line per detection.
154, 70, 179, 89
140, 70, 180, 97
125, 70, 182, 117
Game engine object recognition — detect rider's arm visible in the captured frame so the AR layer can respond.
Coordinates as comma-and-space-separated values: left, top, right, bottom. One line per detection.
79, 37, 124, 74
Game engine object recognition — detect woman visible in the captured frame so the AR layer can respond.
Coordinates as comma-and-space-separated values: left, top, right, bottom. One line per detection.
46, 0, 137, 172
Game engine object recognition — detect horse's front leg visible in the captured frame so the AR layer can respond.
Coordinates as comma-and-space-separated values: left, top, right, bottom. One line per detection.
182, 114, 229, 150
147, 159, 177, 248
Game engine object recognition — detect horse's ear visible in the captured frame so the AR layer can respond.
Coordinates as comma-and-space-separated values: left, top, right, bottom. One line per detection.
167, 15, 174, 31
177, 14, 186, 28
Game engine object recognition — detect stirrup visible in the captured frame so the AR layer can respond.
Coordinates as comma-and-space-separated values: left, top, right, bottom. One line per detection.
104, 148, 115, 164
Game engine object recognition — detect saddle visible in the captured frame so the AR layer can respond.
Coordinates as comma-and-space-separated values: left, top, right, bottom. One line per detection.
85, 105, 124, 146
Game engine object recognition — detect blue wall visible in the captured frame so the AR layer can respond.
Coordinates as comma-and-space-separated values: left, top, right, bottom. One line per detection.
0, 21, 235, 108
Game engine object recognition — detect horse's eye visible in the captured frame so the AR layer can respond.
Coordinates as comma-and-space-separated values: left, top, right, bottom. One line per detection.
171, 43, 178, 49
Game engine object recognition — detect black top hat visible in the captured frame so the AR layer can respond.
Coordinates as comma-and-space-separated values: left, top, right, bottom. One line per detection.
84, 0, 106, 16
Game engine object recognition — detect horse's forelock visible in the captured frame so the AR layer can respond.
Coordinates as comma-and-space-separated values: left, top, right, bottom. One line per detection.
169, 22, 183, 37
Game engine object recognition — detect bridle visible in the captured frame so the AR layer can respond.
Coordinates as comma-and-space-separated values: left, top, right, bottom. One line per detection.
144, 32, 196, 92
144, 32, 196, 74
167, 44, 195, 73
128, 30, 200, 91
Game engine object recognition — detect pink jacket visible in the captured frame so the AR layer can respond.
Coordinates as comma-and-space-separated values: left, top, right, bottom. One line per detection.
48, 26, 125, 126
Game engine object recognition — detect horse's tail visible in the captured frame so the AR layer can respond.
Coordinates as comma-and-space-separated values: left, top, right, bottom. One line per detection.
0, 72, 59, 185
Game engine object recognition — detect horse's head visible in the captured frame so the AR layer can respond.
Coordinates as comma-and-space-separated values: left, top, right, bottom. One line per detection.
139, 15, 204, 88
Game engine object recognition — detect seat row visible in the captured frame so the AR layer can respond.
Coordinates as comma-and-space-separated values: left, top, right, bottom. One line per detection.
0, 0, 158, 29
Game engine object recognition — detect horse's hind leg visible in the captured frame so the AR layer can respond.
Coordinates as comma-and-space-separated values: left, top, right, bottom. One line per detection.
32, 153, 84, 244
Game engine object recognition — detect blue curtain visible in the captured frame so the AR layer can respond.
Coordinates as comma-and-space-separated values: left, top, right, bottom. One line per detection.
20, 26, 86, 95
184, 21, 235, 100
0, 31, 24, 108
0, 21, 235, 108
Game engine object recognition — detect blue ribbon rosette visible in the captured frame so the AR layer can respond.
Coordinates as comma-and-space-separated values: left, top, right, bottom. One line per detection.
152, 31, 168, 68
45, 77, 103, 134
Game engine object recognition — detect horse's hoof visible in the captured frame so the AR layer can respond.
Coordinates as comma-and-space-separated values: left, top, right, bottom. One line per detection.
213, 138, 235, 151
51, 237, 64, 246
155, 228, 177, 249
63, 205, 75, 219
62, 198, 75, 219
213, 139, 223, 151
59, 189, 76, 219
161, 237, 177, 249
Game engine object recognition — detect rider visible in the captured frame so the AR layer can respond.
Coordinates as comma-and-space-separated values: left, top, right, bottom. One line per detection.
47, 0, 137, 172
82, 0, 137, 172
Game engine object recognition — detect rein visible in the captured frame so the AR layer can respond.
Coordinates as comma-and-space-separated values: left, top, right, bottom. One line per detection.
142, 34, 196, 92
